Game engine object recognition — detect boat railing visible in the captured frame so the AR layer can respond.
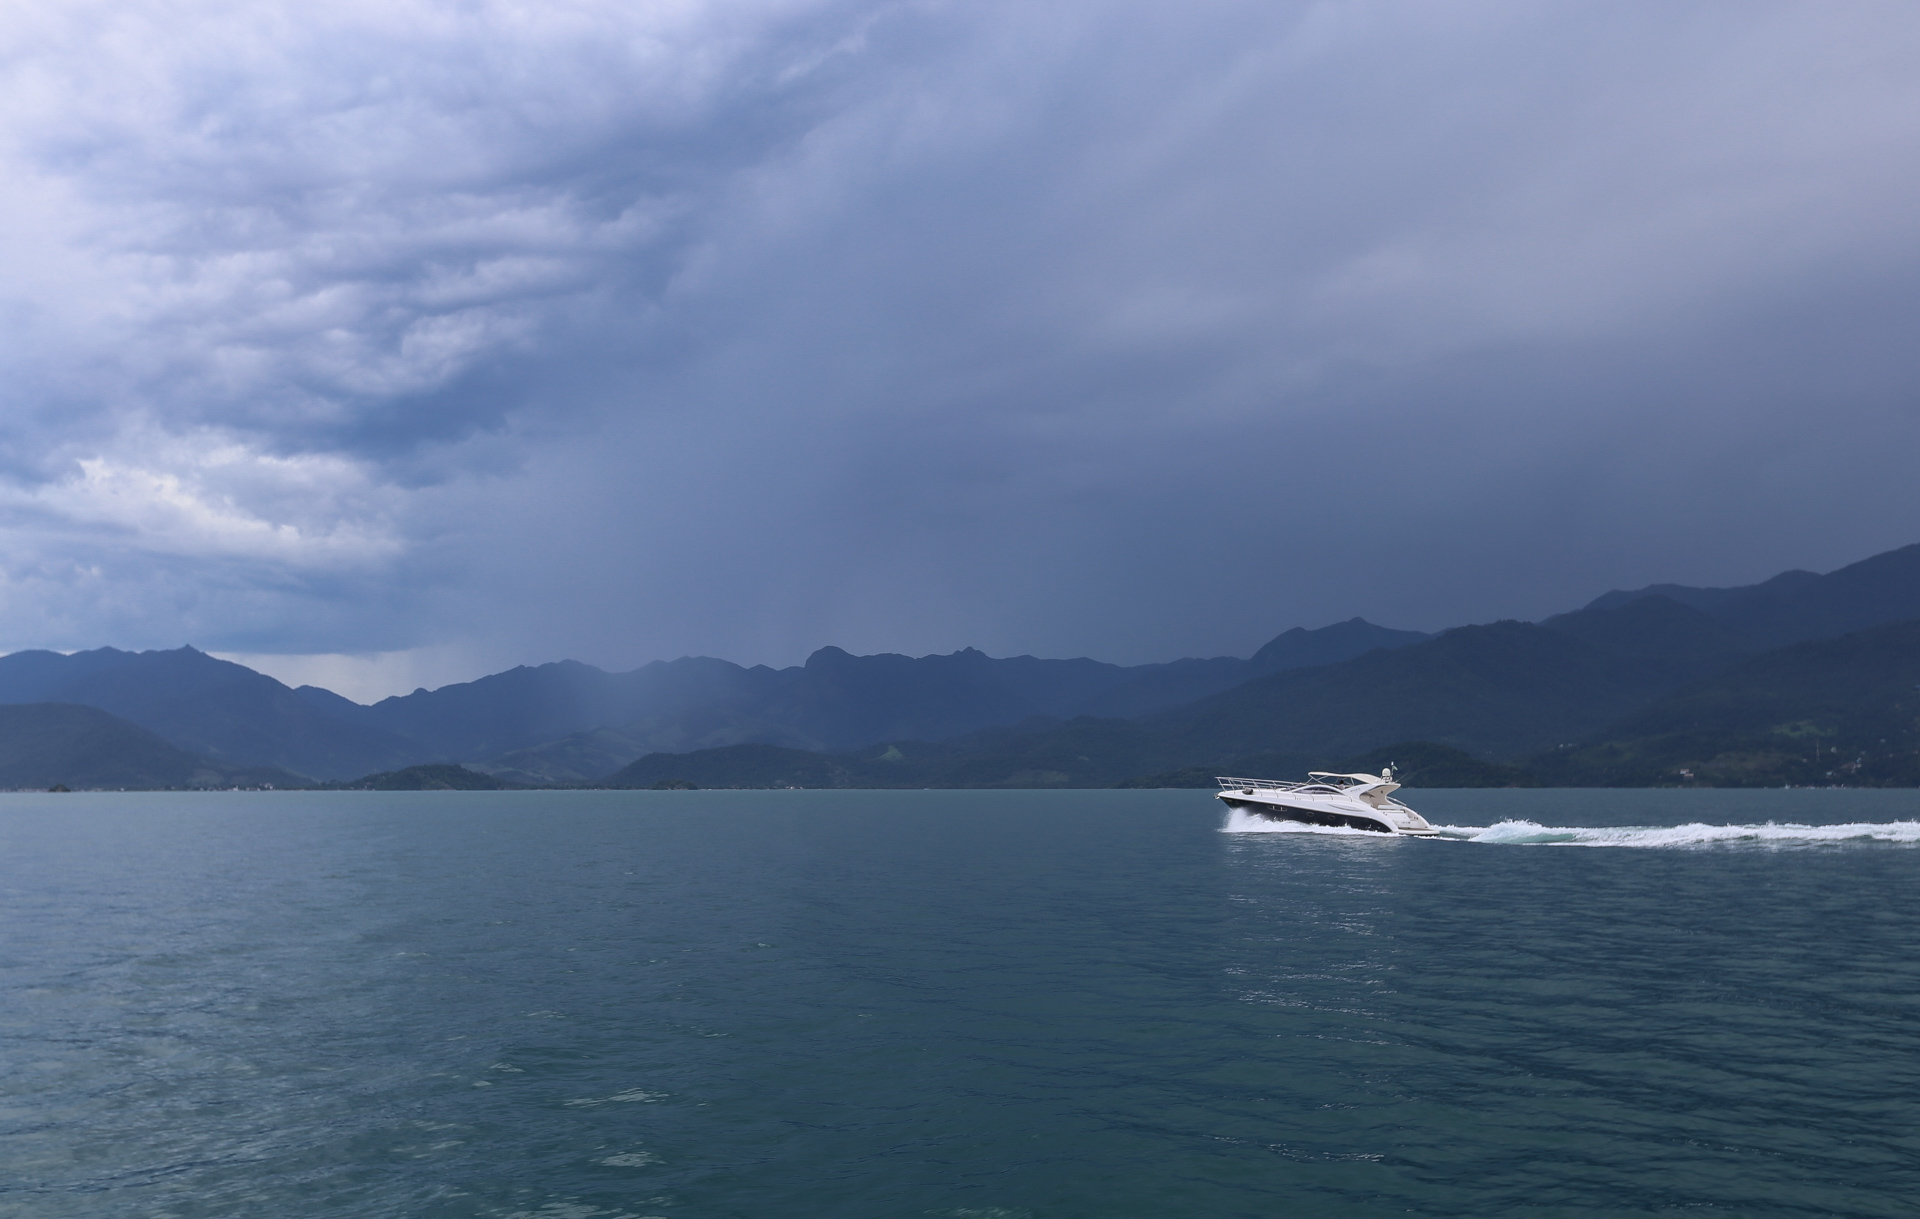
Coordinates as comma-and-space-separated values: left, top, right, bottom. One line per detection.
1216, 776, 1345, 794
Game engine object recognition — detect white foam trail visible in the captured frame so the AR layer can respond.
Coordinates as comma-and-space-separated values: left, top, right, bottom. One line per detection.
1434, 819, 1920, 848
1221, 809, 1920, 848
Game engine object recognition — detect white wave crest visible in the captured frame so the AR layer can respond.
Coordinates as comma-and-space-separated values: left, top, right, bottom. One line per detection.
1434, 819, 1920, 849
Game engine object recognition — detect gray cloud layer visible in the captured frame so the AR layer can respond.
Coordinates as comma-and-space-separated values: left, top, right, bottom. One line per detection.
4, 0, 1919, 690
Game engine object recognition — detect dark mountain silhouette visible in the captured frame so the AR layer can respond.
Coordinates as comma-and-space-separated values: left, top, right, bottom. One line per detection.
1531, 618, 1920, 787
0, 648, 418, 780
1144, 621, 1679, 761
473, 618, 1429, 780
331, 763, 518, 791
482, 726, 670, 786
1064, 618, 1427, 719
1060, 656, 1259, 719
0, 625, 1423, 784
605, 735, 1533, 791
338, 656, 777, 759
292, 684, 371, 720
12, 541, 1920, 788
317, 647, 1160, 767
1540, 594, 1755, 674
416, 545, 1920, 779
0, 703, 301, 789
1581, 542, 1920, 649
595, 618, 1721, 789
736, 645, 1167, 750
620, 603, 1920, 790
479, 699, 858, 783
859, 717, 1189, 789
606, 743, 876, 790
603, 714, 1217, 790
1248, 617, 1431, 673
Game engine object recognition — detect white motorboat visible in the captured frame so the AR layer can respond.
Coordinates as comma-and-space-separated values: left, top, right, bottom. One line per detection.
1216, 768, 1438, 836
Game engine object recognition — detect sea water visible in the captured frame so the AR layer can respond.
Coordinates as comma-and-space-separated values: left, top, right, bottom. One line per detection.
1, 788, 1916, 1218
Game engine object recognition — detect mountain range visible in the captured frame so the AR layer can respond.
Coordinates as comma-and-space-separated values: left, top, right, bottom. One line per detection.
0, 615, 1430, 784
4, 542, 1919, 789
592, 543, 1920, 789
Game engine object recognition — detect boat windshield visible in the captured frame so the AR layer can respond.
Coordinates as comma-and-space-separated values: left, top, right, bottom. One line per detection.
1305, 772, 1378, 788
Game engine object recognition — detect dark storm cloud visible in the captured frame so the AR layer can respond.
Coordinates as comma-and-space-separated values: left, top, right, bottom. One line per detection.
3, 0, 1919, 692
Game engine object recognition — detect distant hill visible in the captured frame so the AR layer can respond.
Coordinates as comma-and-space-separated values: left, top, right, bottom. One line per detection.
0, 703, 302, 789
606, 743, 876, 790
720, 646, 1149, 751
0, 648, 417, 780
1580, 543, 1920, 649
480, 726, 666, 786
1531, 618, 1920, 786
602, 719, 1191, 789
332, 763, 519, 791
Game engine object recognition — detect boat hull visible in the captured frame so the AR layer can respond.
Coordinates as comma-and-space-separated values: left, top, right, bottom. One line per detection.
1219, 794, 1437, 836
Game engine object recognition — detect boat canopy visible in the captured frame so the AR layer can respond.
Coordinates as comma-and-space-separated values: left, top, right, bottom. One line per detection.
1216, 770, 1401, 797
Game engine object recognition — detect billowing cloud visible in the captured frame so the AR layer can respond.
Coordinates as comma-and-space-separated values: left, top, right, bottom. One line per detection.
5, 1, 1920, 693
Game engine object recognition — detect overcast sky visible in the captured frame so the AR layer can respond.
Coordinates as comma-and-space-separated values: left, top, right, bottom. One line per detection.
3, 0, 1919, 700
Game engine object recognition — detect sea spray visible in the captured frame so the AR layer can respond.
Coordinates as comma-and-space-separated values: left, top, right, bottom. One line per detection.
1223, 812, 1920, 848
1440, 818, 1920, 848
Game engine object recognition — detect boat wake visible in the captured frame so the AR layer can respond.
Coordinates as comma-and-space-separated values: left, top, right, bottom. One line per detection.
1434, 819, 1920, 848
1223, 810, 1920, 848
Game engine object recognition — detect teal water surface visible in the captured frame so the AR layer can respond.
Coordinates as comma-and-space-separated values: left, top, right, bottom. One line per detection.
2, 788, 1917, 1218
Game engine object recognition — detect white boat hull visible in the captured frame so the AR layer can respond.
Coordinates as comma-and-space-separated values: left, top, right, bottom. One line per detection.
1216, 781, 1438, 836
